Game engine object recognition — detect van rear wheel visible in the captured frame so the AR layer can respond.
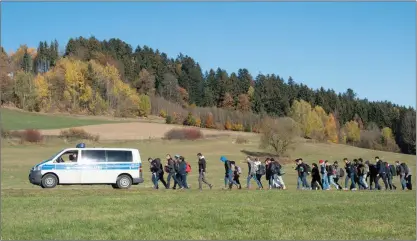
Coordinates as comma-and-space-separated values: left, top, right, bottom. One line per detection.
116, 175, 132, 189
41, 174, 58, 188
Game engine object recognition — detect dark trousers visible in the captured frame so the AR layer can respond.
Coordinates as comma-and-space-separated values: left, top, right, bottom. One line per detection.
311, 176, 323, 190
369, 175, 377, 190
406, 175, 413, 190
173, 173, 182, 189
334, 177, 342, 189
387, 175, 396, 190
181, 174, 189, 189
376, 173, 388, 190
256, 174, 263, 188
159, 172, 168, 188
167, 172, 180, 189
234, 174, 241, 188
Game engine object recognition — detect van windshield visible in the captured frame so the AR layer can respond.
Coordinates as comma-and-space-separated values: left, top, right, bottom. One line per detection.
42, 149, 64, 163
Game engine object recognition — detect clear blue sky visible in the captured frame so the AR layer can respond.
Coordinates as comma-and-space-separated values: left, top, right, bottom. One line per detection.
1, 2, 415, 107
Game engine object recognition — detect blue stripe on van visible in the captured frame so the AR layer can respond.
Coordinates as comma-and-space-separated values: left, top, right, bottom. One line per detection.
41, 163, 141, 171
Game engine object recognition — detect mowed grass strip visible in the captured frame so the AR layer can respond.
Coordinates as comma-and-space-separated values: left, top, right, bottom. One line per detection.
0, 108, 120, 130
1, 189, 415, 240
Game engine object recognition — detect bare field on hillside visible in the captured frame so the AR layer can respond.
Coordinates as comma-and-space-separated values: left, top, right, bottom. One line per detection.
40, 122, 257, 140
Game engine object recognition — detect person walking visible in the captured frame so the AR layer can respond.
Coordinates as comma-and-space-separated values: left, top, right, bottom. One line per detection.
395, 161, 407, 190
327, 161, 339, 190
375, 157, 388, 190
254, 158, 265, 189
220, 156, 239, 190
244, 156, 262, 189
166, 154, 181, 189
311, 163, 322, 190
344, 158, 357, 191
178, 156, 189, 189
197, 153, 213, 190
319, 160, 329, 190
273, 158, 286, 190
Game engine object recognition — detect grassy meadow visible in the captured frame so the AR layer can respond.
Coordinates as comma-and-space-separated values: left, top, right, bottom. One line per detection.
0, 108, 128, 130
1, 131, 416, 240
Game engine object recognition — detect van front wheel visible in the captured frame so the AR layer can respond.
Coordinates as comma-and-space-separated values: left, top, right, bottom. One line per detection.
41, 174, 58, 188
116, 175, 132, 189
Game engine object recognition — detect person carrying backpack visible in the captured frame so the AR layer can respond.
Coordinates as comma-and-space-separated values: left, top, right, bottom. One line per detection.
274, 159, 286, 190
400, 162, 412, 190
197, 153, 213, 190
319, 160, 329, 190
296, 158, 311, 190
327, 161, 339, 190
244, 156, 262, 189
344, 158, 357, 191
357, 159, 368, 190
230, 161, 242, 189
386, 162, 397, 190
220, 156, 239, 190
375, 157, 389, 190
166, 154, 180, 189
178, 156, 189, 189
254, 158, 265, 189
396, 161, 407, 190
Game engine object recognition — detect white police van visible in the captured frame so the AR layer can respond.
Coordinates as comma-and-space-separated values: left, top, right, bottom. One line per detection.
28, 143, 144, 189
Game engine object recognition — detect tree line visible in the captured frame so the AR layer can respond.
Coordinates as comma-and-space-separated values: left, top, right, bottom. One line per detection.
0, 36, 415, 155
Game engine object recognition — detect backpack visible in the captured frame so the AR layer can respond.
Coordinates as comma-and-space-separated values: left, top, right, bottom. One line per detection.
401, 163, 409, 175
186, 162, 191, 173
164, 165, 169, 173
305, 164, 311, 173
236, 166, 242, 174
339, 168, 345, 178
278, 166, 285, 176
364, 164, 370, 175
257, 164, 266, 175
389, 165, 396, 177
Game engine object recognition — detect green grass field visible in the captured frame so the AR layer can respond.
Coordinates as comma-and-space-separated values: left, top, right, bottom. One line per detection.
1, 135, 416, 240
0, 108, 121, 130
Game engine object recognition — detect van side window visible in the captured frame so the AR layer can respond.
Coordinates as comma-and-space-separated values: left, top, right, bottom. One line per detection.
81, 150, 106, 163
106, 151, 133, 163
56, 151, 78, 163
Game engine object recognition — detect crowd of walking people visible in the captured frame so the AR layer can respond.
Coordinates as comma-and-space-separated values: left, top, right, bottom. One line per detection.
148, 154, 412, 191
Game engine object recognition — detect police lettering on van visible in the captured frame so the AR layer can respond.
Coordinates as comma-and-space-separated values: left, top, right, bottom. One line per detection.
28, 143, 144, 189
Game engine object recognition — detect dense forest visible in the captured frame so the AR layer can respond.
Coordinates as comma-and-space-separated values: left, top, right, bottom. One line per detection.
0, 36, 415, 155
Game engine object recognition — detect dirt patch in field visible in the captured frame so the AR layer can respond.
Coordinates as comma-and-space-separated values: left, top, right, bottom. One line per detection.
40, 122, 257, 141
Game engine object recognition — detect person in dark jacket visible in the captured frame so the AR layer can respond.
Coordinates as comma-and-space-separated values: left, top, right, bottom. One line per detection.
356, 159, 368, 190
386, 163, 397, 190
148, 158, 158, 189
344, 158, 357, 190
311, 163, 322, 190
173, 155, 182, 189
166, 154, 180, 189
367, 161, 378, 190
230, 161, 242, 189
178, 156, 189, 189
265, 158, 272, 189
220, 156, 238, 189
296, 158, 310, 190
395, 161, 407, 190
157, 158, 168, 189
197, 153, 213, 190
375, 156, 388, 190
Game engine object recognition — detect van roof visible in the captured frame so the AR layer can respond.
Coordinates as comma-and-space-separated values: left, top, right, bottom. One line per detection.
65, 148, 138, 151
